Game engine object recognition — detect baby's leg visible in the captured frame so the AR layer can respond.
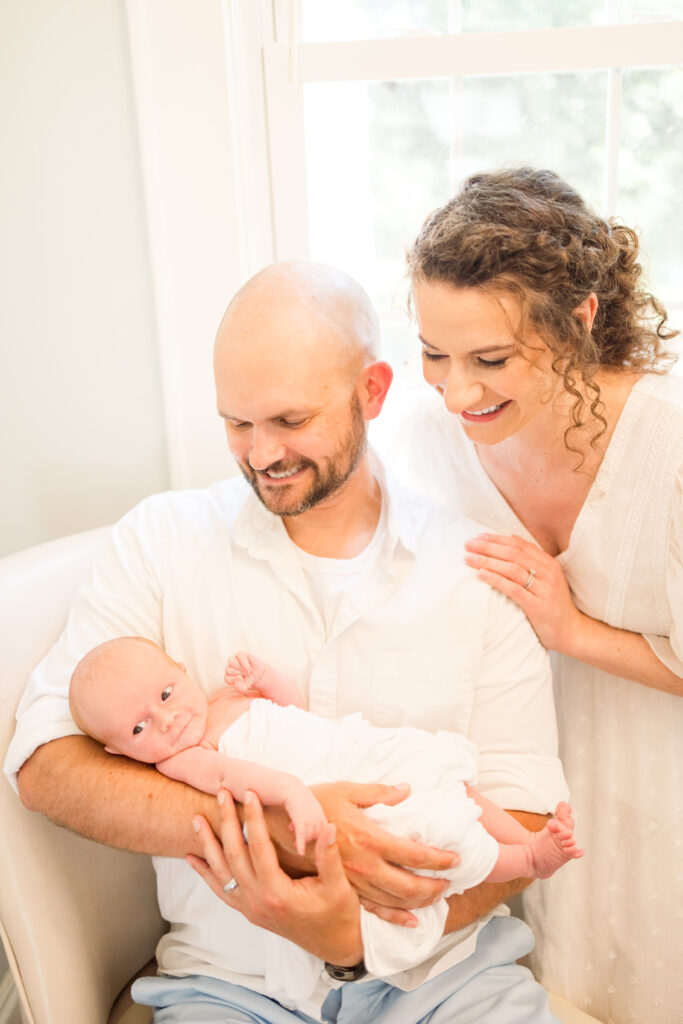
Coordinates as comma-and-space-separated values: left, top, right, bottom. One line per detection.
486, 802, 584, 882
465, 785, 536, 844
224, 652, 305, 709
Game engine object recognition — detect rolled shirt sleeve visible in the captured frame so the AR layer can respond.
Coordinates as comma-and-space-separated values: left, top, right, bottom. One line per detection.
4, 499, 167, 791
468, 587, 569, 814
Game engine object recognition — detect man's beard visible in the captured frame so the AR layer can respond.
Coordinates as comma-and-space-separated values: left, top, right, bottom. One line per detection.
239, 393, 367, 517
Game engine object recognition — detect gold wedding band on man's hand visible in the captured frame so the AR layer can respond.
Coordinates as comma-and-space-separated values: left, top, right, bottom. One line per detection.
523, 568, 536, 591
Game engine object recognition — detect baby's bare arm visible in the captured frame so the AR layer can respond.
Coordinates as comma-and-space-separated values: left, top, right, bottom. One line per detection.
158, 747, 325, 854
225, 652, 306, 709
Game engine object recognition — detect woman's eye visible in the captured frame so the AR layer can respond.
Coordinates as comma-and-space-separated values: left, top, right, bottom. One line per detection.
133, 722, 145, 735
477, 357, 508, 368
421, 349, 446, 362
161, 687, 172, 701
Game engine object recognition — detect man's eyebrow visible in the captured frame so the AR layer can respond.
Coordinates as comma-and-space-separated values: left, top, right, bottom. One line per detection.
217, 408, 312, 421
419, 335, 515, 355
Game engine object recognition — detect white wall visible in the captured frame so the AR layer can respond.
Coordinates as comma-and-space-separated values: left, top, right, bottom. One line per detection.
0, 0, 170, 558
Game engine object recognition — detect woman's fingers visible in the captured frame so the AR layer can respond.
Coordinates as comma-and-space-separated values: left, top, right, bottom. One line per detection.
465, 533, 552, 590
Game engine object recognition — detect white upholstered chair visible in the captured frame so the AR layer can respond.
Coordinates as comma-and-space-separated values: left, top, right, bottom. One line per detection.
0, 528, 163, 1024
0, 528, 603, 1024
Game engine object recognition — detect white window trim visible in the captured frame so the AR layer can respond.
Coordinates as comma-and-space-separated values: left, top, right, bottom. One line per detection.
263, 20, 683, 258
124, 3, 683, 487
123, 0, 276, 489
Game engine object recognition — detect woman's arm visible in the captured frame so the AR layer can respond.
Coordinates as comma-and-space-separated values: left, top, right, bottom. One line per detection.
465, 533, 683, 695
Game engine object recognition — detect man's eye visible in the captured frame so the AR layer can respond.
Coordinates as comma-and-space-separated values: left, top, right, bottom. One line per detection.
279, 418, 308, 429
161, 687, 172, 701
133, 722, 145, 735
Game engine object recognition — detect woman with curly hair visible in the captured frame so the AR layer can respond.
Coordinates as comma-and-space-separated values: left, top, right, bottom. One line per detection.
392, 167, 682, 1023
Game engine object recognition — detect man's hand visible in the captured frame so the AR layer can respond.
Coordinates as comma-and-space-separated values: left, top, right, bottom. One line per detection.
188, 789, 363, 965
309, 782, 458, 924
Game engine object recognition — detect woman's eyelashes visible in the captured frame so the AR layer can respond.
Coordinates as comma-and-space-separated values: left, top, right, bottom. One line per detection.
476, 356, 509, 368
421, 347, 509, 369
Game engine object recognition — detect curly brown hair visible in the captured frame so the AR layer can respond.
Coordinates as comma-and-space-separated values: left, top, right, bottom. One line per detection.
407, 166, 677, 449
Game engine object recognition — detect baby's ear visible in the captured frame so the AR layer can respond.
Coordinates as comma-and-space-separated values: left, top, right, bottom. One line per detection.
176, 661, 188, 674
104, 745, 122, 756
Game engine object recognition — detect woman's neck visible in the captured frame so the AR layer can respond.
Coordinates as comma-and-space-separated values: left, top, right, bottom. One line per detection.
478, 369, 642, 480
475, 369, 643, 555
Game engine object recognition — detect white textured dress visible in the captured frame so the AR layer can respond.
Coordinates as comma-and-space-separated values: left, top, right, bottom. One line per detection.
381, 372, 683, 1024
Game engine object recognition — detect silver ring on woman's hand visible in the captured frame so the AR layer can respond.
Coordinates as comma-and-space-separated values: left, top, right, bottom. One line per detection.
223, 878, 239, 895
523, 568, 536, 591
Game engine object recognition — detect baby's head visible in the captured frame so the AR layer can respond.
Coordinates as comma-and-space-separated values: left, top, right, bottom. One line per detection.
69, 636, 208, 763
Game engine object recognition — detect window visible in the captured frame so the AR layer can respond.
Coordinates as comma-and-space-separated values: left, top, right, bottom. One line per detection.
267, 1, 683, 365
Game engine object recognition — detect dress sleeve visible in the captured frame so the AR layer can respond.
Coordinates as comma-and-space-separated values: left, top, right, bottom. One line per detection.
643, 465, 683, 677
2, 497, 169, 791
468, 588, 570, 814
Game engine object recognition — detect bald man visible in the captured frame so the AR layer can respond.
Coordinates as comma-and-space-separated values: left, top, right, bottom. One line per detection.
8, 263, 567, 1023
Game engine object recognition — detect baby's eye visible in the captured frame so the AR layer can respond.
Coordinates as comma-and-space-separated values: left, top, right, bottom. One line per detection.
161, 686, 172, 701
133, 721, 146, 736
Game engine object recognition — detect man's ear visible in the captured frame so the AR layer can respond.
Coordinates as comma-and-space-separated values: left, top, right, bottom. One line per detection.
358, 361, 393, 421
104, 745, 122, 756
574, 292, 598, 331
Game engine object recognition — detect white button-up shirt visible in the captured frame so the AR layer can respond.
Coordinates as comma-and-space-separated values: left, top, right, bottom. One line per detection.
5, 461, 567, 1017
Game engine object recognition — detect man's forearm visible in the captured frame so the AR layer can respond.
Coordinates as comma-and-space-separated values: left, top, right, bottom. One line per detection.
443, 810, 549, 934
17, 735, 220, 857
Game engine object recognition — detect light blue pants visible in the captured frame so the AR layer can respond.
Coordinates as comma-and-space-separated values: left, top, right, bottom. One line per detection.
133, 917, 559, 1023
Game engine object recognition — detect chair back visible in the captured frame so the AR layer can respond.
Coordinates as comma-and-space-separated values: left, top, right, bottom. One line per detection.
0, 528, 165, 1024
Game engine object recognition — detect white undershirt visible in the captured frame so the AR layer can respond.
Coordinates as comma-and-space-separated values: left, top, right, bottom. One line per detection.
293, 502, 388, 637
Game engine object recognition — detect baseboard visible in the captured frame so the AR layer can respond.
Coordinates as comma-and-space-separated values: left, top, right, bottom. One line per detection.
0, 971, 21, 1024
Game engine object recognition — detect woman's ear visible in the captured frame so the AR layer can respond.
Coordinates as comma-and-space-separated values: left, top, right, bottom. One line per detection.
574, 292, 598, 332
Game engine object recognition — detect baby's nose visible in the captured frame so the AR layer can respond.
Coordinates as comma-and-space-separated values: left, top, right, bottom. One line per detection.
159, 710, 176, 731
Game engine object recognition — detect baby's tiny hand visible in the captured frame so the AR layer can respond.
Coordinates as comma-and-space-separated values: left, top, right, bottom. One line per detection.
225, 651, 265, 694
284, 785, 328, 856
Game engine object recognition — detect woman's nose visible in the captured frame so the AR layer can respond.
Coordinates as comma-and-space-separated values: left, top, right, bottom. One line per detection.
441, 375, 485, 415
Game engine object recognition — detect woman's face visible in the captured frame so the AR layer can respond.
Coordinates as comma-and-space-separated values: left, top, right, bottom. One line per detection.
413, 278, 558, 446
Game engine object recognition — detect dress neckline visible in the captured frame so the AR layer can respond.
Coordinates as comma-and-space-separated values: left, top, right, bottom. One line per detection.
451, 374, 649, 564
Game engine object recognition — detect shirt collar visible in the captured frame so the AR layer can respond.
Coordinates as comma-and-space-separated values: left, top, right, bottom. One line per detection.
232, 449, 423, 561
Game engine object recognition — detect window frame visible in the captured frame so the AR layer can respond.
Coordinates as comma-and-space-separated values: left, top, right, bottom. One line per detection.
124, 1, 682, 489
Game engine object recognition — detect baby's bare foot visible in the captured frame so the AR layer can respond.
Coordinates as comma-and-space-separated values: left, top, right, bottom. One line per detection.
530, 802, 584, 879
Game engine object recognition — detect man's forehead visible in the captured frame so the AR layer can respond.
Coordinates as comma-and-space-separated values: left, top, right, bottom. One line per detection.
217, 392, 323, 423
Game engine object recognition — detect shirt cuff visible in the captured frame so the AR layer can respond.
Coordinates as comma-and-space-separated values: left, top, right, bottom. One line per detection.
476, 754, 570, 814
3, 716, 83, 794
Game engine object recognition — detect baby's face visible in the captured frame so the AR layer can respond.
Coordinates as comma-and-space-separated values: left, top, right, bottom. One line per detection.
91, 644, 209, 763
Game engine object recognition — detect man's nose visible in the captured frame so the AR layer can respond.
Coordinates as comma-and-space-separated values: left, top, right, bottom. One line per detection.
441, 374, 485, 415
248, 429, 287, 471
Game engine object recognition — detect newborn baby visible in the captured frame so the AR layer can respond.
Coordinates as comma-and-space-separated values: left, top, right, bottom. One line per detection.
69, 635, 582, 986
